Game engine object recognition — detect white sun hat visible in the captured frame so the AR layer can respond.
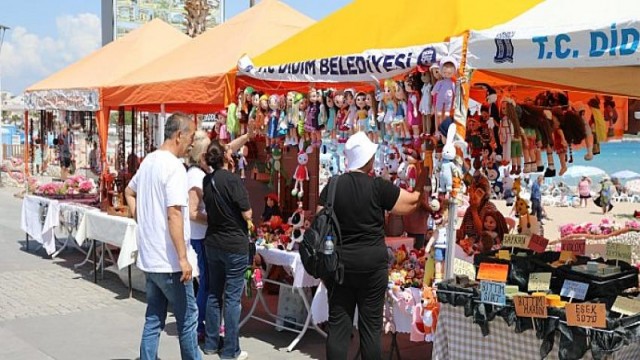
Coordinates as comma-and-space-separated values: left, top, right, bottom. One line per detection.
345, 131, 379, 171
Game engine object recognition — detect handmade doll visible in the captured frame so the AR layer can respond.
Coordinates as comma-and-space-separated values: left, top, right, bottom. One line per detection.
217, 110, 230, 144
603, 96, 618, 137
344, 89, 357, 134
298, 97, 309, 146
237, 145, 248, 180
520, 105, 555, 177
323, 89, 337, 141
257, 94, 269, 133
291, 143, 312, 199
426, 216, 447, 282
227, 99, 240, 140
238, 87, 254, 135
261, 193, 282, 223
551, 112, 569, 176
479, 210, 508, 253
573, 102, 594, 160
265, 94, 281, 148
248, 91, 260, 129
558, 109, 586, 165
355, 92, 368, 133
404, 148, 421, 192
515, 196, 540, 236
431, 57, 457, 136
277, 95, 288, 139
381, 80, 397, 142
305, 88, 321, 147
589, 96, 607, 144
500, 99, 525, 175
405, 74, 422, 141
422, 135, 436, 178
334, 93, 349, 143
466, 116, 483, 160
365, 92, 379, 143
419, 70, 433, 134
393, 81, 409, 142
438, 123, 463, 196
286, 92, 300, 146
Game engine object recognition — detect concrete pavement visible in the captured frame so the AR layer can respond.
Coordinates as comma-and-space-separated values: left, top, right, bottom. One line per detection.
0, 186, 430, 359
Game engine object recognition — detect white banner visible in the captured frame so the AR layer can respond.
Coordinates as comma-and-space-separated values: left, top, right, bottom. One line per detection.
24, 89, 100, 111
238, 42, 454, 83
467, 20, 640, 69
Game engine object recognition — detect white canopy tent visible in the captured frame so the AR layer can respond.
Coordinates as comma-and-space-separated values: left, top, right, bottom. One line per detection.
465, 0, 640, 97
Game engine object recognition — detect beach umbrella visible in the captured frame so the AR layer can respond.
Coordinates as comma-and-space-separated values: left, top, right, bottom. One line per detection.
611, 170, 640, 180
562, 165, 606, 178
626, 179, 640, 194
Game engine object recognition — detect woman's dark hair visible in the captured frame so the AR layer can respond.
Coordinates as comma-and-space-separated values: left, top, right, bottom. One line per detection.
205, 140, 225, 170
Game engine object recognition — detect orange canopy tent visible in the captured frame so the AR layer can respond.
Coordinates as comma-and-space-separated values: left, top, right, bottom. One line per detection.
24, 19, 191, 173
102, 0, 314, 113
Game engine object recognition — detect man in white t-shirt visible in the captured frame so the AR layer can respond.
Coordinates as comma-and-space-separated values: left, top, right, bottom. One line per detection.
125, 113, 201, 360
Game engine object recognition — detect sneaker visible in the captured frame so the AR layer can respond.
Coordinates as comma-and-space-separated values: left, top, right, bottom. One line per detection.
203, 349, 218, 356
221, 351, 248, 360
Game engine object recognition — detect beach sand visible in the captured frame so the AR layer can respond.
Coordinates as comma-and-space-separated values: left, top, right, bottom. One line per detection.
492, 199, 639, 241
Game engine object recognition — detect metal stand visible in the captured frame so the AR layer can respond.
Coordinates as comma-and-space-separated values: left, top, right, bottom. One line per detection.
445, 200, 457, 280
128, 265, 132, 298
239, 277, 326, 352
25, 233, 29, 251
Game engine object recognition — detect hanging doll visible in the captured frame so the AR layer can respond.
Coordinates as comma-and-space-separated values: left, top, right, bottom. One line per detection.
479, 210, 508, 253
257, 94, 269, 135
558, 109, 586, 168
266, 95, 280, 148
291, 143, 313, 199
323, 89, 337, 141
519, 104, 551, 173
419, 70, 433, 135
238, 87, 254, 135
393, 81, 409, 142
298, 97, 309, 147
286, 92, 301, 146
404, 147, 421, 192
277, 95, 288, 139
589, 96, 607, 144
237, 145, 248, 180
344, 89, 357, 134
500, 99, 525, 175
354, 92, 368, 133
603, 96, 618, 138
431, 57, 457, 137
572, 102, 594, 160
305, 88, 321, 147
405, 73, 422, 141
426, 215, 447, 282
551, 111, 569, 176
335, 92, 349, 143
365, 92, 379, 143
217, 109, 230, 144
248, 91, 260, 131
227, 96, 240, 140
382, 79, 397, 142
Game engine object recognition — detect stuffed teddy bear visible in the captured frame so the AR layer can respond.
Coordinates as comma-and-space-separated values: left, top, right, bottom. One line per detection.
515, 196, 540, 236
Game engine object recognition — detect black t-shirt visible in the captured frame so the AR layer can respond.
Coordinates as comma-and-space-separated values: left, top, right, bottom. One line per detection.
319, 173, 400, 273
203, 169, 251, 254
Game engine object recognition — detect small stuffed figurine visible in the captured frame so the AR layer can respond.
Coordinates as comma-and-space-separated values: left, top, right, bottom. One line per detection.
335, 92, 350, 143
551, 112, 569, 176
305, 88, 321, 147
480, 210, 508, 252
438, 123, 463, 196
237, 145, 248, 180
355, 92, 368, 133
217, 110, 229, 144
262, 193, 281, 223
267, 95, 280, 148
426, 219, 447, 282
291, 143, 312, 199
393, 81, 409, 142
515, 196, 540, 236
419, 70, 433, 134
411, 287, 440, 342
277, 95, 288, 139
573, 102, 594, 160
431, 56, 457, 136
501, 98, 526, 175
405, 73, 422, 141
404, 148, 421, 192
344, 89, 357, 133
382, 79, 397, 142
227, 95, 240, 140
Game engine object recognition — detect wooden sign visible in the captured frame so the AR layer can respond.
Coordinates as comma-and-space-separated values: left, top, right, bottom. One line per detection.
560, 279, 589, 300
528, 272, 552, 292
561, 239, 586, 256
606, 242, 632, 263
502, 234, 529, 249
514, 295, 548, 318
496, 250, 511, 261
453, 258, 476, 279
477, 263, 509, 283
565, 303, 607, 328
611, 296, 640, 316
528, 234, 549, 253
480, 280, 506, 306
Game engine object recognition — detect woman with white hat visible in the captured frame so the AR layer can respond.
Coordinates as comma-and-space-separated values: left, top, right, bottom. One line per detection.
318, 132, 425, 360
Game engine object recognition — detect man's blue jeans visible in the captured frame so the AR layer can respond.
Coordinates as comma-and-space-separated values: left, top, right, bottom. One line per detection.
191, 239, 208, 334
140, 272, 201, 360
204, 246, 248, 359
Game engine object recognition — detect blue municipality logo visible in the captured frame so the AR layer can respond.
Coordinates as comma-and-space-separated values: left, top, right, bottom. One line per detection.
494, 31, 515, 64
417, 47, 437, 66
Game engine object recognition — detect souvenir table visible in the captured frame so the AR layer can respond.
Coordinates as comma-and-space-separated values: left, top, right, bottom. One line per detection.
75, 210, 137, 294
52, 202, 100, 258
21, 195, 60, 254
240, 246, 325, 352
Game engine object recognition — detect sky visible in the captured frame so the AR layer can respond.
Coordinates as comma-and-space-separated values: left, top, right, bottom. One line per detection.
0, 0, 351, 96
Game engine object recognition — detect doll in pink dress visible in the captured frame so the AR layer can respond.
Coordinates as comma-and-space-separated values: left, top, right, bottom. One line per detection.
405, 73, 421, 141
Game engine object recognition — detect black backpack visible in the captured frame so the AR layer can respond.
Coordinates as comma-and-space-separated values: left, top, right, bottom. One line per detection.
300, 176, 344, 284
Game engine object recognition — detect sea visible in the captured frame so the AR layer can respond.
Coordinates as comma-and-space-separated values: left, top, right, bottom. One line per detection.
561, 140, 640, 185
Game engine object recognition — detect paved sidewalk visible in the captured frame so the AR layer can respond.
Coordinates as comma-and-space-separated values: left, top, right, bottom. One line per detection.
0, 186, 430, 359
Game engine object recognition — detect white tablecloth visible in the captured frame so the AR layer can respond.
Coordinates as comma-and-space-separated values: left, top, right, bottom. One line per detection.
55, 202, 99, 237
21, 195, 60, 255
76, 211, 137, 270
256, 247, 320, 289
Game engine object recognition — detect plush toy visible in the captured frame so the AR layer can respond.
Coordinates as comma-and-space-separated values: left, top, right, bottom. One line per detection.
227, 97, 240, 140
323, 89, 337, 141
589, 96, 607, 144
395, 244, 408, 269
512, 177, 522, 197
393, 81, 409, 142
551, 111, 569, 176
305, 88, 322, 147
344, 89, 357, 133
365, 92, 379, 143
515, 196, 540, 236
237, 145, 248, 180
266, 95, 280, 148
438, 123, 463, 196
431, 56, 457, 135
572, 102, 594, 160
291, 142, 312, 199
355, 91, 368, 133
500, 98, 525, 175
404, 148, 421, 192
411, 287, 440, 342
382, 79, 397, 142
252, 254, 265, 289
419, 70, 433, 134
404, 74, 422, 142
217, 110, 230, 144
298, 97, 308, 146
335, 92, 349, 143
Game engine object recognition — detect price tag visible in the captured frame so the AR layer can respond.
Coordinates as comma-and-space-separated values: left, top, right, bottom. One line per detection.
477, 263, 509, 283
502, 234, 529, 249
560, 279, 589, 301
606, 242, 632, 263
528, 272, 552, 292
560, 239, 586, 256
565, 303, 607, 328
480, 280, 506, 306
514, 295, 548, 318
496, 250, 511, 261
528, 234, 549, 253
453, 258, 476, 279
611, 296, 640, 316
